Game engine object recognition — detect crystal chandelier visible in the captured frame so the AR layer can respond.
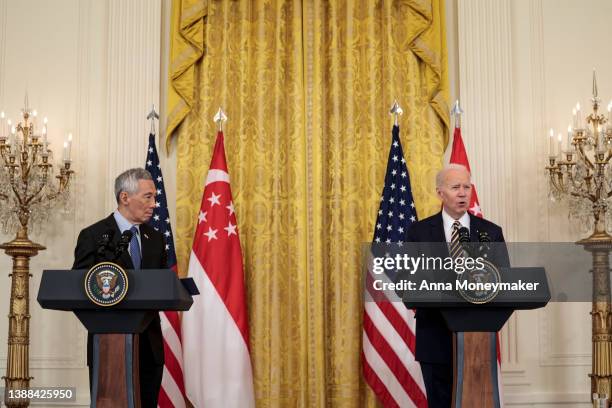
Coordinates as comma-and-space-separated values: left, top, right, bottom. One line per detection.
546, 72, 612, 238
0, 96, 75, 408
545, 71, 612, 402
0, 97, 74, 235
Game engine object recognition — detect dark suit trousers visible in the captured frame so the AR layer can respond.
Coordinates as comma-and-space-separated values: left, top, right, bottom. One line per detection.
139, 333, 163, 408
420, 362, 452, 408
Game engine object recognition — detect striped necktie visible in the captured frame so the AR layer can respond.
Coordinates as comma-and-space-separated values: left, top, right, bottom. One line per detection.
449, 220, 463, 259
129, 226, 141, 269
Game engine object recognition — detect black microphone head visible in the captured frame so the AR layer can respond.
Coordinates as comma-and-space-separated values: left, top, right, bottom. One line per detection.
478, 231, 491, 242
458, 227, 470, 242
120, 229, 133, 243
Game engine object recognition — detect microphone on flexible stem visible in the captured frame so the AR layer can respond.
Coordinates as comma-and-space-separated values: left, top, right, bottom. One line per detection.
458, 227, 474, 257
478, 231, 491, 259
114, 230, 133, 262
96, 229, 115, 261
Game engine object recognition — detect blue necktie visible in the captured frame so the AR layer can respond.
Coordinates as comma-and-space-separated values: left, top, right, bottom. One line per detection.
129, 226, 141, 269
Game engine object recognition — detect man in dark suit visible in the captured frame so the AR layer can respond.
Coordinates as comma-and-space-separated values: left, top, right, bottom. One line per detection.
405, 163, 508, 408
73, 167, 166, 408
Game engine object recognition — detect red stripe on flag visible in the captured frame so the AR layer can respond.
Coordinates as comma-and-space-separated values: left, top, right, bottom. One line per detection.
375, 301, 416, 354
157, 386, 172, 408
364, 273, 416, 354
163, 310, 182, 347
362, 352, 401, 408
363, 312, 427, 407
162, 339, 186, 395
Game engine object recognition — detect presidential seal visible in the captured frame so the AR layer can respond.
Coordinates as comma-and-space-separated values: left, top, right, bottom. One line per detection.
84, 262, 129, 307
457, 259, 501, 304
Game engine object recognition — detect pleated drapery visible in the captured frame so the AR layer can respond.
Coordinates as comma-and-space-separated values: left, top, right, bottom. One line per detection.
167, 1, 449, 405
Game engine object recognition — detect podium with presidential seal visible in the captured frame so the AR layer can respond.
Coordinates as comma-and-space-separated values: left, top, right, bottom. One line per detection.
403, 263, 550, 408
37, 262, 196, 407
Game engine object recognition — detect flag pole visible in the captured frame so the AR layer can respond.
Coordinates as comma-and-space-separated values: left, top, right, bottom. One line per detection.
451, 100, 464, 129
214, 107, 227, 132
389, 100, 403, 126
147, 104, 159, 135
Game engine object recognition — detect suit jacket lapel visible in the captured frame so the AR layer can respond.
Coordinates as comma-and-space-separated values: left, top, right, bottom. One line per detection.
429, 212, 446, 243
140, 224, 154, 269
469, 213, 480, 242
428, 212, 450, 257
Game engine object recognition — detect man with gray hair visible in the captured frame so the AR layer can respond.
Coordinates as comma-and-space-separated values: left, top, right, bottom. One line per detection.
73, 167, 167, 407
405, 163, 508, 407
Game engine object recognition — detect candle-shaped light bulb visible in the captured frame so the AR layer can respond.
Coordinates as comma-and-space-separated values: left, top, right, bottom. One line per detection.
549, 128, 555, 155
567, 124, 573, 150
7, 119, 11, 126
63, 141, 68, 161
32, 110, 37, 117
43, 117, 47, 125
0, 111, 4, 119
598, 129, 606, 153
557, 133, 563, 156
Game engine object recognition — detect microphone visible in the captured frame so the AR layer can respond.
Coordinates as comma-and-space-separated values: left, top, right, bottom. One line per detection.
457, 227, 476, 258
96, 229, 115, 261
458, 227, 470, 243
477, 231, 491, 259
114, 230, 133, 261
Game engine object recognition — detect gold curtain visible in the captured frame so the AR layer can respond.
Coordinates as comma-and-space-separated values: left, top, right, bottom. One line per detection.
167, 0, 449, 406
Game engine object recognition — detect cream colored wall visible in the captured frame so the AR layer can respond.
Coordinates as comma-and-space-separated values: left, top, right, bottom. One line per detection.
0, 0, 167, 405
453, 0, 612, 405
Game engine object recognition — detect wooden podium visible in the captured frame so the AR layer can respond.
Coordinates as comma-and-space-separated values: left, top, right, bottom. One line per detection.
37, 268, 194, 407
405, 267, 550, 408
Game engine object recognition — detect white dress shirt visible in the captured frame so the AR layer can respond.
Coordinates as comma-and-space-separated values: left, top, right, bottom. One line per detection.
441, 209, 470, 243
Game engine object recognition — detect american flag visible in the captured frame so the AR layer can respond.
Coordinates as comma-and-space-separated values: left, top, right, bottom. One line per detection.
145, 134, 187, 408
362, 125, 428, 407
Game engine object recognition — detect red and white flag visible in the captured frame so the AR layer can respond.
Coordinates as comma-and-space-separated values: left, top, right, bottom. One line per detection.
181, 131, 255, 407
449, 124, 503, 404
449, 126, 482, 218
